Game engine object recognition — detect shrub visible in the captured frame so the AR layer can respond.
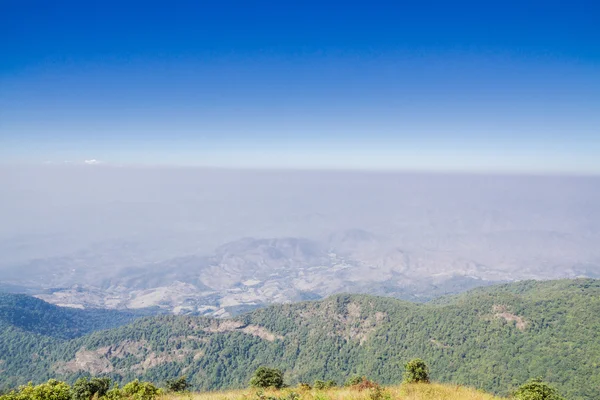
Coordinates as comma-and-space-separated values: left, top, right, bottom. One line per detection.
165, 376, 188, 393
296, 383, 311, 391
355, 378, 379, 391
513, 378, 565, 400
104, 386, 124, 400
313, 380, 336, 390
122, 380, 161, 400
254, 391, 298, 400
249, 367, 284, 389
403, 358, 430, 384
344, 376, 363, 387
0, 380, 72, 400
72, 378, 111, 400
313, 380, 326, 390
368, 385, 391, 400
346, 377, 378, 391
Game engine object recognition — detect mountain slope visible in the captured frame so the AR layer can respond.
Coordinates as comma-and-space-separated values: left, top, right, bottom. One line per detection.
0, 293, 147, 339
0, 293, 151, 389
1, 279, 599, 399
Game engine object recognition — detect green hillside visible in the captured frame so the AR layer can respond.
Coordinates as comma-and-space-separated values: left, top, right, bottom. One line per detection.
1, 279, 599, 399
0, 293, 148, 389
0, 293, 145, 339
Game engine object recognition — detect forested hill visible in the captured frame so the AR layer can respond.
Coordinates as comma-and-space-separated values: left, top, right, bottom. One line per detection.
0, 293, 146, 339
1, 279, 599, 400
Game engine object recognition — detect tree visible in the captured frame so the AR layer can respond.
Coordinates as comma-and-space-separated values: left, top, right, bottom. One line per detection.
1, 380, 71, 400
514, 378, 565, 400
165, 376, 188, 393
122, 380, 161, 400
72, 377, 111, 400
344, 376, 363, 387
403, 358, 430, 384
249, 367, 284, 389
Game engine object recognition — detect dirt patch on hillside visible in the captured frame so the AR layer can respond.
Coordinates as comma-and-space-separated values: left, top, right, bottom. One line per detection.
492, 305, 528, 331
240, 325, 283, 341
203, 320, 283, 341
55, 349, 114, 374
105, 340, 149, 358
131, 349, 189, 372
204, 320, 245, 332
313, 301, 388, 345
430, 339, 450, 348
55, 340, 153, 374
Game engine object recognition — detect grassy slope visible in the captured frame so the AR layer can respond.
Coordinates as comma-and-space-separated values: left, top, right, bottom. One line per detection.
160, 384, 505, 400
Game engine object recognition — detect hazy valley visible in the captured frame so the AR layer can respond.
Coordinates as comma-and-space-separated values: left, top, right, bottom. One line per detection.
2, 169, 600, 316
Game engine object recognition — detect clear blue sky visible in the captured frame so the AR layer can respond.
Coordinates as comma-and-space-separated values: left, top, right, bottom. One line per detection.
1, 1, 599, 173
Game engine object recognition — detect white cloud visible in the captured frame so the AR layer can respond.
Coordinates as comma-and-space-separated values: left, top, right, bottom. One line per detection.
84, 159, 101, 165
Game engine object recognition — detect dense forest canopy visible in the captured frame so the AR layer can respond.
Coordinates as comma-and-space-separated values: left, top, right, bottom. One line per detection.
1, 279, 599, 400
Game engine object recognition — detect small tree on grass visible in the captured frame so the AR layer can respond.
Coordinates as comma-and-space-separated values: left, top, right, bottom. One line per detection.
3, 380, 71, 400
513, 378, 565, 400
403, 358, 430, 384
344, 376, 363, 387
72, 377, 112, 400
165, 376, 189, 393
249, 367, 284, 389
122, 380, 161, 400
313, 380, 336, 390
296, 382, 311, 390
313, 380, 326, 390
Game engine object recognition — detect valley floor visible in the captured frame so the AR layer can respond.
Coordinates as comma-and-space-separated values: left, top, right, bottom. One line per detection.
161, 384, 505, 400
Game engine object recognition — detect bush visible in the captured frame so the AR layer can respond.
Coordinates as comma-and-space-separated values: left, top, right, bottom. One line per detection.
104, 386, 124, 400
296, 383, 311, 391
344, 376, 363, 387
72, 378, 111, 400
165, 376, 189, 393
355, 378, 379, 391
249, 367, 284, 389
0, 380, 72, 400
513, 378, 565, 400
254, 390, 298, 400
403, 358, 430, 384
313, 380, 326, 390
346, 377, 378, 391
368, 385, 391, 400
122, 380, 161, 400
313, 380, 336, 389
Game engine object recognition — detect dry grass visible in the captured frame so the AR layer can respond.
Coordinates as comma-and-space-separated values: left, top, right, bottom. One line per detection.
159, 383, 505, 400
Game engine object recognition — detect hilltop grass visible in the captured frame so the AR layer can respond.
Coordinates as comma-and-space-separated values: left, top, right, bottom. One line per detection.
159, 383, 505, 400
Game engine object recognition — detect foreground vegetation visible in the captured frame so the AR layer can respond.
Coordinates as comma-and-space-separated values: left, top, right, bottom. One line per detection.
0, 362, 566, 400
160, 383, 506, 400
0, 381, 505, 400
1, 279, 598, 399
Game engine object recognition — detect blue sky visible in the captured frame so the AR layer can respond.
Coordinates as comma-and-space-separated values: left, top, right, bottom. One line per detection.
1, 1, 599, 172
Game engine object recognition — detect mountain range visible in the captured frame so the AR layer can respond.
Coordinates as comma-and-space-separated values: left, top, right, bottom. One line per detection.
1, 279, 599, 400
2, 171, 600, 316
3, 229, 598, 317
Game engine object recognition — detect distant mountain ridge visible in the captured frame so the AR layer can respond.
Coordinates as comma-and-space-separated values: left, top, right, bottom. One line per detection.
4, 233, 504, 316
1, 279, 599, 399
